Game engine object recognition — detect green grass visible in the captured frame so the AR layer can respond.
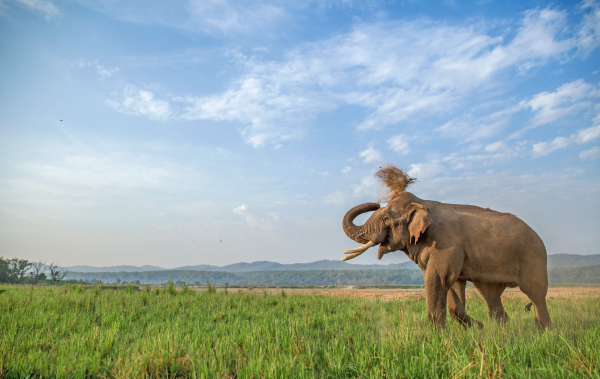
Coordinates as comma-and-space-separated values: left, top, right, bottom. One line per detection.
1, 285, 599, 378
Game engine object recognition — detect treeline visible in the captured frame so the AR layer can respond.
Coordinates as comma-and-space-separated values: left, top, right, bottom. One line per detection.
66, 269, 425, 286
548, 265, 600, 284
64, 265, 600, 286
0, 257, 68, 284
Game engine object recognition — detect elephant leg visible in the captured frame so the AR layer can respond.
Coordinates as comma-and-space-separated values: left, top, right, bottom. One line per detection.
447, 280, 483, 328
519, 282, 552, 329
424, 271, 449, 328
473, 281, 509, 323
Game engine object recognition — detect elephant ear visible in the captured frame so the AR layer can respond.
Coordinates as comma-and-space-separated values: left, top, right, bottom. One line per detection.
407, 203, 432, 244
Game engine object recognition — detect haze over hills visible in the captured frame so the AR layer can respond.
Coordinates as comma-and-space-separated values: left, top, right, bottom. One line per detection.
65, 260, 419, 272
65, 254, 600, 273
65, 265, 600, 285
65, 265, 165, 273
547, 254, 600, 268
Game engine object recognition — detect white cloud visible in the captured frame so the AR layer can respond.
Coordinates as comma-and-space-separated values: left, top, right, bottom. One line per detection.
408, 161, 445, 180
532, 110, 600, 157
485, 141, 507, 153
324, 175, 379, 206
353, 176, 378, 196
187, 0, 286, 35
321, 171, 330, 178
72, 0, 288, 35
71, 59, 120, 79
233, 204, 277, 228
532, 137, 570, 157
172, 4, 598, 147
182, 76, 330, 147
523, 79, 593, 127
580, 146, 600, 160
96, 65, 119, 79
387, 134, 410, 155
577, 0, 600, 55
443, 79, 598, 143
108, 85, 171, 121
341, 166, 352, 173
14, 0, 58, 19
574, 124, 600, 144
359, 147, 383, 163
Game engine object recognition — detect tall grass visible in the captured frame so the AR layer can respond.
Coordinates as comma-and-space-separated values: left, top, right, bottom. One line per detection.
0, 284, 599, 378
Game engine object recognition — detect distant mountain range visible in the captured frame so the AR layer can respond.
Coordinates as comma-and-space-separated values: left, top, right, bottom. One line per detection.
66, 259, 419, 272
547, 254, 600, 268
65, 265, 600, 285
66, 254, 600, 273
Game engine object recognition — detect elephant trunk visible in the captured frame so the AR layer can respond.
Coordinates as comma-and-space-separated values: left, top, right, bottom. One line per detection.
342, 203, 380, 244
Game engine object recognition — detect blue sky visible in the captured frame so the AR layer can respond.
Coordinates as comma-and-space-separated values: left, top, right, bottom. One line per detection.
0, 0, 599, 268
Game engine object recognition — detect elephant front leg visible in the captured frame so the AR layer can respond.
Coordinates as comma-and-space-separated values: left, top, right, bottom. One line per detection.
424, 272, 449, 328
447, 280, 483, 329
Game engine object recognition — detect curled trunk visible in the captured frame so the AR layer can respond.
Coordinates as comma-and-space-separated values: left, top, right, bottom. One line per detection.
342, 203, 380, 244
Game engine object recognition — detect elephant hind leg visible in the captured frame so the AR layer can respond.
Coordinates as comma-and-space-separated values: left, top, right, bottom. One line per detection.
473, 281, 509, 324
519, 284, 552, 329
447, 280, 483, 328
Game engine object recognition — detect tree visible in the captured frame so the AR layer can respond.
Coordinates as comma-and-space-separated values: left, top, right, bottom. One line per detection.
29, 261, 46, 285
0, 257, 31, 284
48, 263, 68, 284
0, 257, 8, 283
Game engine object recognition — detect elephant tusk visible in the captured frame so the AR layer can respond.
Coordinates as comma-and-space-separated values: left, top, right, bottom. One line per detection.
341, 241, 376, 261
343, 241, 376, 255
341, 251, 365, 261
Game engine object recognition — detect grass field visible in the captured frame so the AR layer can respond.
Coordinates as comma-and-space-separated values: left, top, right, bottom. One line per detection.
1, 284, 599, 378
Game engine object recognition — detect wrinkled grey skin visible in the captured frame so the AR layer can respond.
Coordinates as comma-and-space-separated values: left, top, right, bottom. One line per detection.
343, 192, 552, 329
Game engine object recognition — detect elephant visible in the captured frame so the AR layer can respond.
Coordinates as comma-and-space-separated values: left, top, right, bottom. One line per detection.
341, 189, 552, 329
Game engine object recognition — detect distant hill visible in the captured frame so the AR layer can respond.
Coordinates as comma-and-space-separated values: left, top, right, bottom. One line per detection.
547, 254, 600, 268
66, 260, 419, 273
65, 265, 165, 273
548, 264, 600, 284
64, 254, 600, 275
175, 260, 419, 272
64, 265, 600, 285
66, 269, 424, 285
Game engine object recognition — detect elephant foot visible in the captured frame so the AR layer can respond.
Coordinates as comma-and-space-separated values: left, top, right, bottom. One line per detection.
450, 310, 482, 329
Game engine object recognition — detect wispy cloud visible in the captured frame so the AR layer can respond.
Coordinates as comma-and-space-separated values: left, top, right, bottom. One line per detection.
441, 79, 599, 143
181, 76, 331, 147
580, 146, 600, 160
532, 137, 571, 157
387, 134, 410, 155
73, 0, 288, 36
13, 0, 59, 19
107, 85, 171, 121
523, 79, 594, 128
233, 204, 278, 229
187, 0, 286, 35
532, 121, 600, 157
408, 161, 445, 180
172, 4, 598, 147
323, 175, 379, 206
359, 147, 383, 163
71, 59, 119, 79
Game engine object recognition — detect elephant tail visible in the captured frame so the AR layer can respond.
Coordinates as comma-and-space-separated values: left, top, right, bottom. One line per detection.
525, 303, 533, 312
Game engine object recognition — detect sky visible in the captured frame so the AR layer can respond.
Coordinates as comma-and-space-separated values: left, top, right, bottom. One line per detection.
0, 0, 599, 268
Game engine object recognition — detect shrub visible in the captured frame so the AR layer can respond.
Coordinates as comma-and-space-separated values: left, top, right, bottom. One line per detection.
165, 280, 177, 296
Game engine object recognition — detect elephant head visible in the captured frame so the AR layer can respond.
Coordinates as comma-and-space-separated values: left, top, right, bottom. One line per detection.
341, 195, 432, 261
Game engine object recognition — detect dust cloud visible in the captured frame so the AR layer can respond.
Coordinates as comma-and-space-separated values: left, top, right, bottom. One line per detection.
374, 164, 416, 202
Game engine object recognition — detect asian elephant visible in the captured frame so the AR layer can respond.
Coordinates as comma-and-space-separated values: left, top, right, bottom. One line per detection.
342, 190, 552, 329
